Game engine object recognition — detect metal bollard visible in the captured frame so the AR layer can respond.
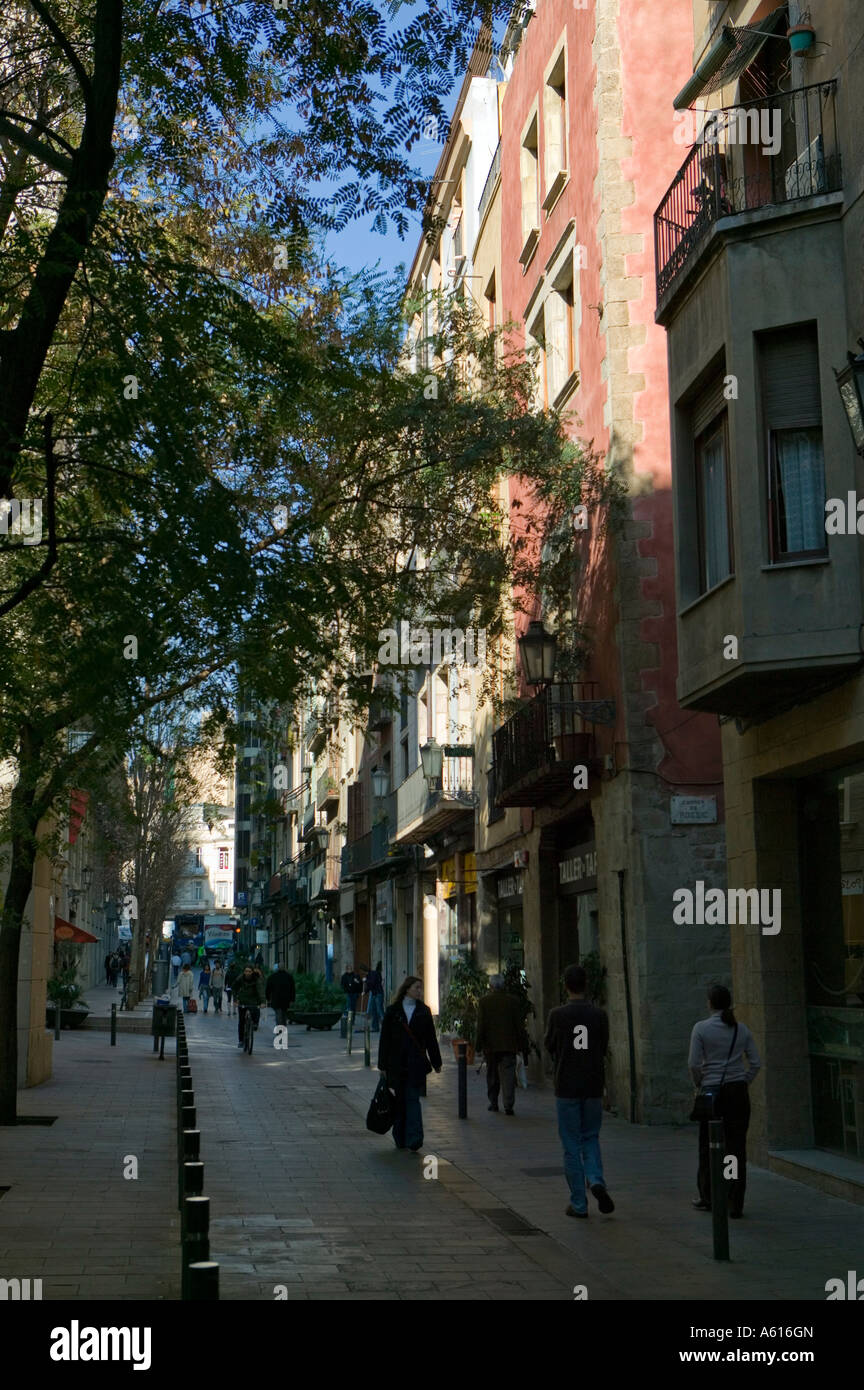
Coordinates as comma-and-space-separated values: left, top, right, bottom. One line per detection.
180, 1161, 205, 1228
178, 1135, 201, 1212
457, 1041, 467, 1119
364, 1018, 371, 1068
709, 1118, 730, 1261
53, 1003, 60, 1041
187, 1261, 219, 1301
182, 1196, 209, 1300
347, 1009, 354, 1055
110, 1003, 117, 1046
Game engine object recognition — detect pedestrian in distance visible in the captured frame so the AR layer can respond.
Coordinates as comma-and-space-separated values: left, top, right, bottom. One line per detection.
104, 952, 113, 985
225, 958, 242, 1016
210, 962, 225, 1014
177, 962, 195, 1014
198, 961, 212, 1013
108, 952, 120, 987
171, 952, 181, 983
476, 973, 528, 1116
364, 961, 385, 1033
265, 963, 296, 1025
181, 949, 192, 968
234, 965, 266, 1048
689, 983, 761, 1218
341, 964, 363, 1017
378, 977, 442, 1152
544, 963, 615, 1219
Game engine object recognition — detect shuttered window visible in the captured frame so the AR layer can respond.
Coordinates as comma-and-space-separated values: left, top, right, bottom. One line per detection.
692, 376, 733, 593
759, 324, 826, 560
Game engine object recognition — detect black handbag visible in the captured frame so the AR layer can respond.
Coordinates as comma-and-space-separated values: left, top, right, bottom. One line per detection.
366, 1076, 397, 1134
689, 1024, 738, 1122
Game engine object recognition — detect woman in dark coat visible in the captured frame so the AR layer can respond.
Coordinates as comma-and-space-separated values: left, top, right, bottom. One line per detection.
378, 976, 442, 1151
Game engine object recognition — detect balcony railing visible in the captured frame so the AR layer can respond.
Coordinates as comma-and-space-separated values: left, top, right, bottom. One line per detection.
478, 139, 501, 227
394, 756, 474, 843
340, 820, 394, 880
493, 682, 605, 807
655, 82, 841, 305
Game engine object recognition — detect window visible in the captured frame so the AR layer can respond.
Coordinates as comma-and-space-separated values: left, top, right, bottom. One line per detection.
520, 114, 540, 261
194, 846, 202, 869
759, 324, 826, 562
529, 251, 578, 407
238, 828, 250, 859
194, 882, 203, 902
694, 378, 733, 594
215, 881, 229, 906
219, 847, 230, 870
543, 47, 568, 209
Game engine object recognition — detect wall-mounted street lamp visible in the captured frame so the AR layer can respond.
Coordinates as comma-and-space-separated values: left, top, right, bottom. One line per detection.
835, 342, 864, 456
420, 737, 444, 786
371, 766, 390, 799
518, 620, 557, 688
81, 866, 93, 891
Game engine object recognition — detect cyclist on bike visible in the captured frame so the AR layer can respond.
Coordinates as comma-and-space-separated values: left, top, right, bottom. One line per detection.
235, 966, 265, 1049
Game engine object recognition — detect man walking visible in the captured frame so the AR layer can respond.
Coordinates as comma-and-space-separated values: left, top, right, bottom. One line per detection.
476, 974, 527, 1115
340, 965, 363, 1017
266, 963, 296, 1025
364, 961, 385, 1033
544, 964, 614, 1219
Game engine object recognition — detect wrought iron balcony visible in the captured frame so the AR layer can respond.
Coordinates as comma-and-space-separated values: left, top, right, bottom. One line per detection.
393, 755, 474, 844
478, 138, 501, 227
655, 82, 841, 307
492, 682, 609, 807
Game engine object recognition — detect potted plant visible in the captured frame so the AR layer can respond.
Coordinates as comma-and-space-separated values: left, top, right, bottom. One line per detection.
787, 16, 816, 56
46, 967, 90, 1029
438, 955, 490, 1064
287, 972, 345, 1029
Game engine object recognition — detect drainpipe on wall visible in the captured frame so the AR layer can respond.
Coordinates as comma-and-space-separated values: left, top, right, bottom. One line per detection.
618, 869, 638, 1124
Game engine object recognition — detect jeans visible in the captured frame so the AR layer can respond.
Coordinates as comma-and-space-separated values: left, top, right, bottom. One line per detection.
273, 1007, 290, 1025
345, 993, 360, 1015
556, 1096, 605, 1212
485, 1051, 517, 1110
199, 986, 210, 1013
697, 1080, 750, 1213
181, 997, 190, 1013
367, 994, 384, 1031
238, 1005, 260, 1044
392, 1082, 423, 1149
210, 988, 223, 1013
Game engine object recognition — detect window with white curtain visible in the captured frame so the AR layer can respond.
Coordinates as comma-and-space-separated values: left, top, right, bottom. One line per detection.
759, 323, 826, 561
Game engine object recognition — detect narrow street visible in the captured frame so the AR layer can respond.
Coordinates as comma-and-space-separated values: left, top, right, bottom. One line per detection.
3, 992, 863, 1302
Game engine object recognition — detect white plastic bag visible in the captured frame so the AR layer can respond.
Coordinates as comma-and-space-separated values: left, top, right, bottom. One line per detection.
516, 1056, 528, 1089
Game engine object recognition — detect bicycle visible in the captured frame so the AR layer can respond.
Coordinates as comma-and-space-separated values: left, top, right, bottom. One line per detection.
242, 1005, 260, 1054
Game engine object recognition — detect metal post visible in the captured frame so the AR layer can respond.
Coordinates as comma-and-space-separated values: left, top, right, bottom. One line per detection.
457, 1041, 467, 1119
709, 1118, 730, 1261
347, 1009, 354, 1055
110, 1003, 117, 1046
181, 1161, 205, 1233
187, 1262, 219, 1300
364, 1017, 370, 1068
182, 1196, 209, 1300
159, 1034, 166, 1060
53, 1003, 60, 1041
178, 1131, 201, 1211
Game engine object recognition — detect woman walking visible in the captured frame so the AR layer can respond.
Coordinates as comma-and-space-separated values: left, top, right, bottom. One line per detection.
689, 984, 762, 1218
198, 961, 212, 1014
210, 962, 225, 1014
378, 977, 442, 1151
177, 962, 195, 1014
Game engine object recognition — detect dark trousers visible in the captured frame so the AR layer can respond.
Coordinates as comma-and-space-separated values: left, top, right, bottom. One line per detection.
698, 1079, 750, 1214
485, 1051, 517, 1110
392, 1082, 423, 1149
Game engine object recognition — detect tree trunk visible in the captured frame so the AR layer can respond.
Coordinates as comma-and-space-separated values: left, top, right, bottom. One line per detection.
0, 774, 41, 1124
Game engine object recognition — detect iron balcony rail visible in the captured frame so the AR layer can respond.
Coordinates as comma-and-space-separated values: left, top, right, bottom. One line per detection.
493, 682, 600, 801
654, 81, 841, 304
478, 139, 502, 227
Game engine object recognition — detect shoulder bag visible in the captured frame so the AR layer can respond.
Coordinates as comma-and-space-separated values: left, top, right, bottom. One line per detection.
689, 1024, 738, 1121
400, 1015, 433, 1074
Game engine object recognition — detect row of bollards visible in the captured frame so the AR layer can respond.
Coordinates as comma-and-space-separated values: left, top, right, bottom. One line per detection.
175, 1012, 220, 1299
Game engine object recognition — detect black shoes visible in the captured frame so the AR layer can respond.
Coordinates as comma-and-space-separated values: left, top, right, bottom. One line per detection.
488, 1103, 499, 1112
504, 1108, 514, 1116
566, 1205, 588, 1218
692, 1199, 711, 1211
591, 1183, 614, 1214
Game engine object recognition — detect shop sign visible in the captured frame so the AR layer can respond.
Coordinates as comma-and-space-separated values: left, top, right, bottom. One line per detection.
842, 872, 863, 895
670, 795, 717, 824
497, 874, 524, 899
559, 844, 597, 889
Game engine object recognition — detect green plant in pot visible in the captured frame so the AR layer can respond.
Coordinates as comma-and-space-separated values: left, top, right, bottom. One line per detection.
438, 955, 490, 1062
46, 967, 89, 1028
289, 971, 345, 1027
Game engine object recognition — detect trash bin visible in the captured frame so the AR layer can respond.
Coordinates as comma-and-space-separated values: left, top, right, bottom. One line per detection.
152, 958, 170, 997
151, 1000, 177, 1037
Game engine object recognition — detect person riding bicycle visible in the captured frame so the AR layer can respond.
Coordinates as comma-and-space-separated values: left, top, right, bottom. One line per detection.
235, 966, 265, 1049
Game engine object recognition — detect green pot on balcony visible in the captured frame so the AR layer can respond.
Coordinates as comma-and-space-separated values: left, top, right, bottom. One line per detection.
787, 23, 815, 56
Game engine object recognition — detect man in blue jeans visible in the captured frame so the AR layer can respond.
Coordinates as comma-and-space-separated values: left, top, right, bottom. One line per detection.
544, 963, 615, 1219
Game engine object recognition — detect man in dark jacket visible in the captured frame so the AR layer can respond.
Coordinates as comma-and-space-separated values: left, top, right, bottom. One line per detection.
476, 974, 528, 1115
544, 963, 614, 1219
266, 964, 296, 1025
234, 966, 266, 1048
378, 977, 442, 1151
340, 966, 363, 1016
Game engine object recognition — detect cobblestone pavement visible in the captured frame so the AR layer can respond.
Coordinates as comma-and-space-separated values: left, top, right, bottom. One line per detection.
3, 1002, 863, 1301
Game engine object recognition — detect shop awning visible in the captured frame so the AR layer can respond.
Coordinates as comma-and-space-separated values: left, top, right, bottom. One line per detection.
54, 916, 98, 944
673, 8, 787, 109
